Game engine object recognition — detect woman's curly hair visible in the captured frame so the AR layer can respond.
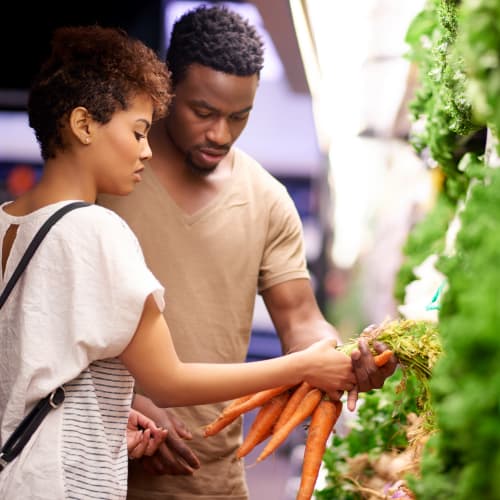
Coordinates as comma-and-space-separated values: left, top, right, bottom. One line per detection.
28, 25, 172, 160
166, 5, 264, 86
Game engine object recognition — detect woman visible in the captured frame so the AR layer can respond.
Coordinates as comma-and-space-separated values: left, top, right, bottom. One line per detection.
0, 26, 359, 499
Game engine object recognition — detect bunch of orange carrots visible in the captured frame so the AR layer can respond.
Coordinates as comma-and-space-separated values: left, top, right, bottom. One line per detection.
204, 350, 393, 500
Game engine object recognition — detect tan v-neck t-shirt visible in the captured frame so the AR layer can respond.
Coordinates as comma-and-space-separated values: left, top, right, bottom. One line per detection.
98, 147, 309, 499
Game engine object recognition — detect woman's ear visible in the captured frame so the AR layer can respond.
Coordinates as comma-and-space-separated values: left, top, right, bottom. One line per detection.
69, 106, 93, 145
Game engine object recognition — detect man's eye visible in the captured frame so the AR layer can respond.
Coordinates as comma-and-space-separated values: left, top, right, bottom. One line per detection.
194, 110, 212, 118
231, 114, 249, 122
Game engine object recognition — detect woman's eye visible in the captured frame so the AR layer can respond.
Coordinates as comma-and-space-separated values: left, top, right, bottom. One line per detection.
134, 132, 146, 141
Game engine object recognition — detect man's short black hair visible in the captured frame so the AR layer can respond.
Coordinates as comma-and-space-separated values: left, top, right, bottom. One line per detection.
166, 5, 264, 86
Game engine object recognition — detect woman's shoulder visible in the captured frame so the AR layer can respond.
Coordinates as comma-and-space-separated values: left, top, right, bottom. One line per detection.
66, 202, 132, 230
53, 202, 140, 250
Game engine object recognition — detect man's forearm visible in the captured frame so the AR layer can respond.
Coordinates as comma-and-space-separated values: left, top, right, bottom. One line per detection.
280, 318, 342, 354
132, 392, 167, 423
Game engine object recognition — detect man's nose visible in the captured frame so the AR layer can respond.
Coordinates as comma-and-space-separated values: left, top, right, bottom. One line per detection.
206, 117, 231, 145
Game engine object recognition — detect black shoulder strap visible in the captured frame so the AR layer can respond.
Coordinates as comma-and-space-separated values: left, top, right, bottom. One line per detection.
0, 201, 90, 309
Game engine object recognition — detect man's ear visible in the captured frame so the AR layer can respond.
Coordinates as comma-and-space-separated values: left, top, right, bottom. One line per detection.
69, 106, 93, 145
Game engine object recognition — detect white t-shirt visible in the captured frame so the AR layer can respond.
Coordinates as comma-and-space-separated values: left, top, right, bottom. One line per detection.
0, 201, 165, 499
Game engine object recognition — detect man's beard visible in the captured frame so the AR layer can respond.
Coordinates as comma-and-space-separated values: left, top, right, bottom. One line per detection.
185, 152, 218, 177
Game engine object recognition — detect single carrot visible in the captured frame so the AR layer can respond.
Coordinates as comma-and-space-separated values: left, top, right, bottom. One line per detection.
204, 412, 241, 437
204, 384, 294, 437
236, 391, 290, 459
221, 394, 254, 416
273, 381, 313, 432
203, 396, 254, 437
296, 399, 341, 500
373, 349, 394, 367
256, 388, 323, 463
222, 384, 294, 420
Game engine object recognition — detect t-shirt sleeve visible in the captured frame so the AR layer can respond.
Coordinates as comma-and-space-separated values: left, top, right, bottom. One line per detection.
58, 206, 165, 365
258, 185, 310, 292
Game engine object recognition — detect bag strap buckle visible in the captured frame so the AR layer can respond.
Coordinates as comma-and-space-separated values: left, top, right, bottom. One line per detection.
49, 387, 65, 409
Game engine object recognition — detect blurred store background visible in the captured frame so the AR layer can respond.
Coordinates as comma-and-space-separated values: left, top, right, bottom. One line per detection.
0, 1, 433, 498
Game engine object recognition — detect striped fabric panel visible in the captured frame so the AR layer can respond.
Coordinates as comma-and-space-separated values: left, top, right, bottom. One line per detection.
62, 359, 134, 499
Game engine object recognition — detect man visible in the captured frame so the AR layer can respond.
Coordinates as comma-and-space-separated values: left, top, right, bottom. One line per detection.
99, 5, 396, 499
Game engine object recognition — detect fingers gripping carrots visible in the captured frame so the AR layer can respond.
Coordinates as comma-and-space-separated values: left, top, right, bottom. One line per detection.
204, 347, 394, 436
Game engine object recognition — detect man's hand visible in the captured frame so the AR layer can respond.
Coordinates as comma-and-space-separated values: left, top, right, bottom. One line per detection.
347, 336, 398, 411
132, 392, 202, 476
127, 408, 168, 459
139, 409, 201, 475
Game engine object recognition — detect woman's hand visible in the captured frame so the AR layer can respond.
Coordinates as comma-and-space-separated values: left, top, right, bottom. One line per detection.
301, 338, 357, 399
127, 408, 168, 460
